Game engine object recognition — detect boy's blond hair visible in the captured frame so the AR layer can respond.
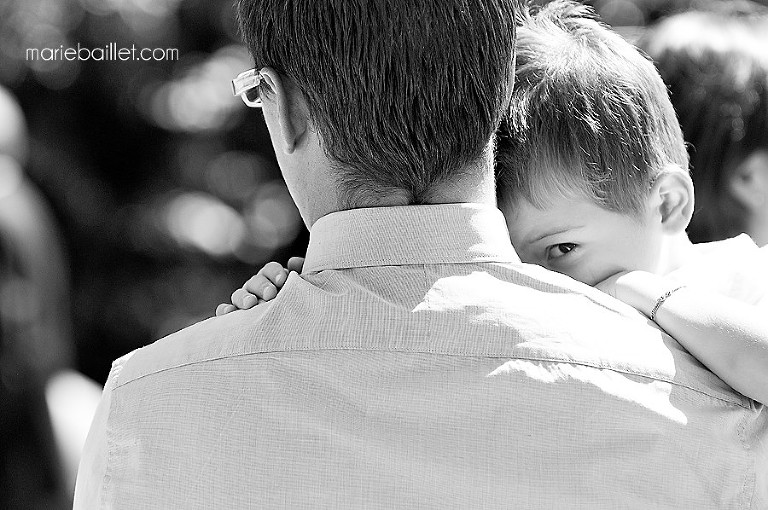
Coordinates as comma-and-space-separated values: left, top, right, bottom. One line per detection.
496, 0, 689, 216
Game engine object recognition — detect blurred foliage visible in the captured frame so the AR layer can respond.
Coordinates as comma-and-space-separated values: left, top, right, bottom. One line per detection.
2, 0, 766, 384
1, 0, 305, 383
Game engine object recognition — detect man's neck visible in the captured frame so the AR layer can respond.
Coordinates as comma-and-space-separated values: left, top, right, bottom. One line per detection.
360, 149, 497, 207
418, 169, 496, 206
298, 138, 499, 229
305, 167, 497, 228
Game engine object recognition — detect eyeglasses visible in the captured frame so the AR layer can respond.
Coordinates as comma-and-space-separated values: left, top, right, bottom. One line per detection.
232, 68, 264, 107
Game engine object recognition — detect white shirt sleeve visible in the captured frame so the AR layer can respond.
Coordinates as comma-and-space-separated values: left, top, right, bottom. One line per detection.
73, 363, 119, 509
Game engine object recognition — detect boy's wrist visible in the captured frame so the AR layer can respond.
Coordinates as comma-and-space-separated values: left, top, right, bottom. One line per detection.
613, 271, 673, 318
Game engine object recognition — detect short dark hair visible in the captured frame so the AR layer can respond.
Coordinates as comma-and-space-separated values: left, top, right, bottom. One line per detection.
496, 0, 688, 217
236, 0, 516, 207
639, 3, 768, 242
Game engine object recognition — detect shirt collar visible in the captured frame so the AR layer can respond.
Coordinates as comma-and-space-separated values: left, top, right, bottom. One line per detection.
303, 203, 520, 272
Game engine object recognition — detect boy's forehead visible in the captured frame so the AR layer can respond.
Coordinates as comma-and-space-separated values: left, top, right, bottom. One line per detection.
499, 155, 651, 220
502, 189, 634, 243
502, 192, 579, 230
501, 166, 589, 213
503, 195, 580, 249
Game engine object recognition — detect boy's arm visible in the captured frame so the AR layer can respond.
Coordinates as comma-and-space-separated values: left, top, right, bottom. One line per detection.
599, 271, 768, 404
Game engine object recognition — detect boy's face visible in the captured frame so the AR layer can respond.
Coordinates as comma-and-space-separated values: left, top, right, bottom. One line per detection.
504, 194, 663, 287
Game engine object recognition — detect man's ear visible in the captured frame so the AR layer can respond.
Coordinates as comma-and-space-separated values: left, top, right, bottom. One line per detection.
728, 150, 768, 210
649, 165, 694, 234
260, 68, 309, 155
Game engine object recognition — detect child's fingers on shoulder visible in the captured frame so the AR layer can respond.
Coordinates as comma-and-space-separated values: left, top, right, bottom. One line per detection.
232, 287, 259, 308
256, 261, 289, 286
287, 257, 305, 273
243, 274, 279, 298
216, 303, 237, 316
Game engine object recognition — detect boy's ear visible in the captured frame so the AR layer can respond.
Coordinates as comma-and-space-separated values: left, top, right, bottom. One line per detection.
728, 150, 768, 210
260, 68, 309, 155
650, 165, 694, 234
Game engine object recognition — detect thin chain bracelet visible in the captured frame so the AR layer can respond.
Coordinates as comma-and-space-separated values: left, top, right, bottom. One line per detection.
650, 285, 686, 322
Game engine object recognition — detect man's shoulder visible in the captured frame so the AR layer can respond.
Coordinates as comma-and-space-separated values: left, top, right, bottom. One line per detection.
111, 302, 277, 389
106, 264, 752, 410
455, 260, 754, 408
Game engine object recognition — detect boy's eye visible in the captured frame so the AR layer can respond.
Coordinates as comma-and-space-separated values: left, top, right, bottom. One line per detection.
546, 243, 577, 261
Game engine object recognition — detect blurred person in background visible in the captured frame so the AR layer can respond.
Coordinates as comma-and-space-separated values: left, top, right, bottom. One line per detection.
0, 84, 100, 509
640, 0, 768, 246
0, 0, 309, 391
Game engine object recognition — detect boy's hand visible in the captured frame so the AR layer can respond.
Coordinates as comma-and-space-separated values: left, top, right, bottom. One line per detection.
215, 257, 305, 316
594, 271, 627, 299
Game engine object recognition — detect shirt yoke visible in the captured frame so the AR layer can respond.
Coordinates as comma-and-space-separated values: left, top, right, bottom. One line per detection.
112, 263, 751, 410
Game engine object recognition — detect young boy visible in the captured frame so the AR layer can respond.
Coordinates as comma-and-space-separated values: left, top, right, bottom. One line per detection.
218, 0, 768, 404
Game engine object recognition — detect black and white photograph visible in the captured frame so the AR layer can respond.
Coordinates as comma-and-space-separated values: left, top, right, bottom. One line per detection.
1, 0, 767, 508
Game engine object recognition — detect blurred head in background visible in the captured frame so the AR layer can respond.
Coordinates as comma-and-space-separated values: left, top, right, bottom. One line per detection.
0, 84, 75, 509
0, 84, 29, 167
640, 1, 768, 246
234, 0, 517, 226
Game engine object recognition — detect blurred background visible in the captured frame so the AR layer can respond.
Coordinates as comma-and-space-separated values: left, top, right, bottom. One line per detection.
0, 0, 766, 507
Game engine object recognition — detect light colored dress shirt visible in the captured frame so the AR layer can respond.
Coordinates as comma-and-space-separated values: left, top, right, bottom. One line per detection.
75, 204, 768, 509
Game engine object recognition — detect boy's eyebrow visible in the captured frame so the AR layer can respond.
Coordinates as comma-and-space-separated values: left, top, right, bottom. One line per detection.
526, 225, 581, 245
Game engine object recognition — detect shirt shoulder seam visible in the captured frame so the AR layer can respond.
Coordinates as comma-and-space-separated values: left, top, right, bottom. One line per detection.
111, 347, 750, 409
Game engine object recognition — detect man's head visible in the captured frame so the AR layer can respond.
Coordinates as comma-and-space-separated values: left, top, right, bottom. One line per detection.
235, 0, 516, 225
496, 0, 693, 284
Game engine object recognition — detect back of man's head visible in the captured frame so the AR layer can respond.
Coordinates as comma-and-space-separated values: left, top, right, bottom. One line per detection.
236, 0, 516, 207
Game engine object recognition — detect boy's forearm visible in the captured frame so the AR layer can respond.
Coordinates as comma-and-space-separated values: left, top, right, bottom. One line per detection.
614, 271, 768, 404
